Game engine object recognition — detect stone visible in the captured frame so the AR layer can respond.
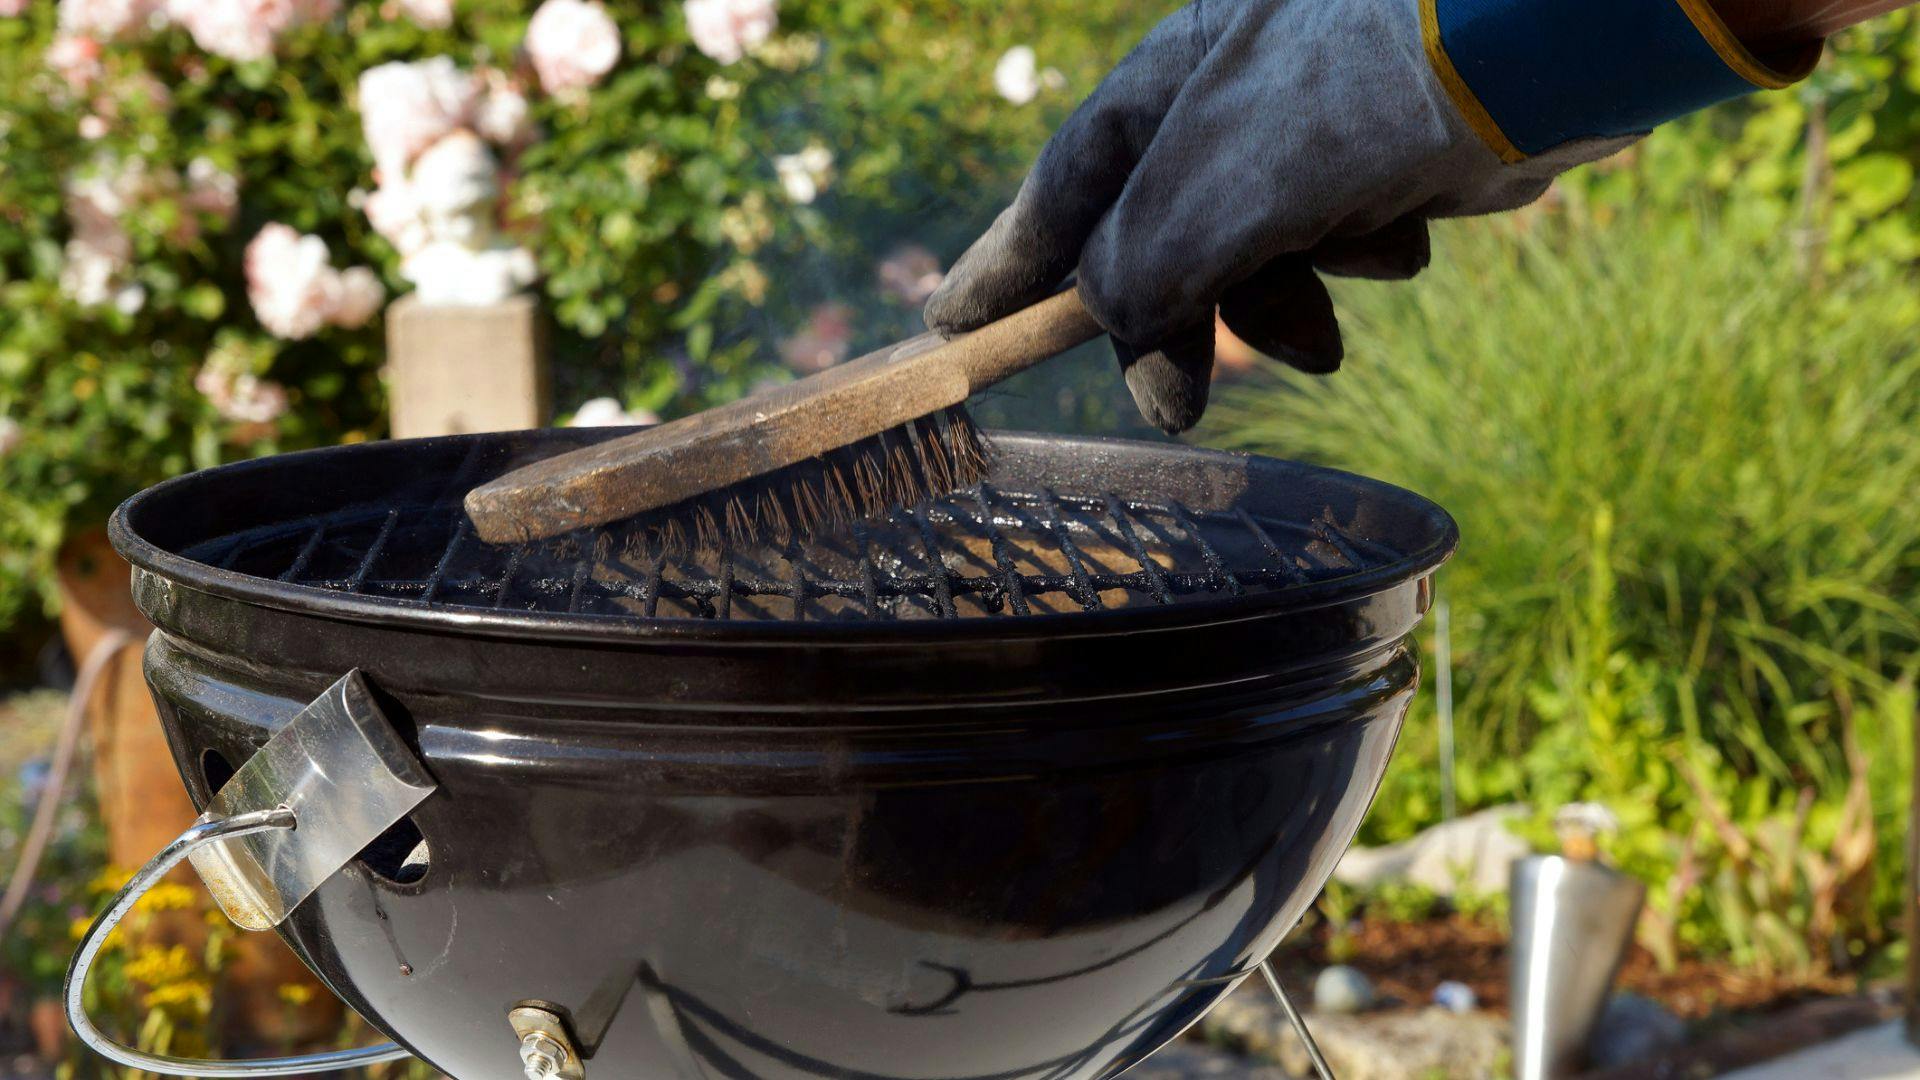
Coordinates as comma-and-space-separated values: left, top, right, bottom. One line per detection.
1433, 981, 1477, 1014
1584, 991, 1687, 1071
1205, 984, 1508, 1080
1129, 1041, 1289, 1079
1314, 965, 1375, 1014
1334, 805, 1532, 897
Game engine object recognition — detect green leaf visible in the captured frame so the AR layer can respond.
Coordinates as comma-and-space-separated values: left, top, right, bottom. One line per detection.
1835, 153, 1915, 217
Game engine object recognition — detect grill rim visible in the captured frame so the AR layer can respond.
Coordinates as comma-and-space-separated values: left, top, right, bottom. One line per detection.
109, 430, 1457, 645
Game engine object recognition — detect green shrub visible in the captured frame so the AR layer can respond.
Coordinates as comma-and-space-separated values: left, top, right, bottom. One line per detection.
1208, 210, 1920, 966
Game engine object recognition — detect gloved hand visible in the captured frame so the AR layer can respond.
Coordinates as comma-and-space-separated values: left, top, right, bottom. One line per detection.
924, 0, 1637, 433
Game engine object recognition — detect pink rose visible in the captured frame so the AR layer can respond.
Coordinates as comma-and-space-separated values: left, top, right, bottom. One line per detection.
328, 266, 386, 328
876, 244, 943, 306
245, 223, 383, 339
473, 67, 532, 148
246, 223, 335, 339
45, 34, 104, 93
525, 0, 620, 94
396, 0, 450, 28
166, 0, 337, 62
779, 302, 854, 374
0, 0, 29, 16
683, 0, 775, 66
196, 366, 289, 424
184, 157, 239, 224
357, 57, 477, 179
57, 0, 157, 40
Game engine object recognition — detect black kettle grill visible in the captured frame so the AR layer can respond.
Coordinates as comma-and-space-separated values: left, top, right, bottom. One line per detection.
68, 428, 1454, 1080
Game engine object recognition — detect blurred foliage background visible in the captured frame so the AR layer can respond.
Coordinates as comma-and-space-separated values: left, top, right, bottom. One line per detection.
2, 0, 1919, 1072
1210, 12, 1920, 977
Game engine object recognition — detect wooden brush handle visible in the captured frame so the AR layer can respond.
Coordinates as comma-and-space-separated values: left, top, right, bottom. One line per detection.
463, 285, 1108, 544
942, 285, 1107, 395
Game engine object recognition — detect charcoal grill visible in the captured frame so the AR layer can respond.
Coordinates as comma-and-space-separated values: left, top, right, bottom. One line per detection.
69, 427, 1454, 1080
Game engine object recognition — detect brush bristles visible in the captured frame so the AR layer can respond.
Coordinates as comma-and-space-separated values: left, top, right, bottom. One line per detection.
616, 404, 991, 557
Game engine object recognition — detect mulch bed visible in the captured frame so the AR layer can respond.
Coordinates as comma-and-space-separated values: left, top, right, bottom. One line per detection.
1279, 913, 1856, 1021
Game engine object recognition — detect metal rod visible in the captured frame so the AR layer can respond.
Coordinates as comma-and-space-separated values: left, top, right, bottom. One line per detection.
66, 809, 410, 1076
1436, 599, 1456, 821
1260, 961, 1335, 1080
1234, 508, 1307, 585
972, 485, 1030, 617
1038, 488, 1102, 610
1104, 493, 1172, 605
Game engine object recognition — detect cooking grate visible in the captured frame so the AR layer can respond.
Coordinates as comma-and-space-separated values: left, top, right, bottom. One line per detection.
185, 483, 1389, 622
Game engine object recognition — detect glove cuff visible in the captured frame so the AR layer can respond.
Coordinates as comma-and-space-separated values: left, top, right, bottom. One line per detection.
1421, 0, 1823, 163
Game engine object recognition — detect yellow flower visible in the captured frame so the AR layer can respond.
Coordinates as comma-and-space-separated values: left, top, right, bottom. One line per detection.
69, 916, 95, 942
277, 983, 316, 1007
124, 944, 200, 987
143, 979, 213, 1017
135, 882, 199, 914
88, 867, 134, 895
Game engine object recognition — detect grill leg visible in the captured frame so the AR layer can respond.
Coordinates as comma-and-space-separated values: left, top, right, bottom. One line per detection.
1260, 960, 1336, 1080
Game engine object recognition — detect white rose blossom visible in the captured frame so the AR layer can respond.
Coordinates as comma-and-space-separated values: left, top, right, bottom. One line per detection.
993, 45, 1037, 104
525, 0, 620, 94
567, 397, 658, 427
244, 223, 385, 339
773, 143, 832, 205
683, 0, 775, 66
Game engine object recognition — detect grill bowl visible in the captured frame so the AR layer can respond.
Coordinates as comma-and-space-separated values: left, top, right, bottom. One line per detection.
112, 428, 1454, 1080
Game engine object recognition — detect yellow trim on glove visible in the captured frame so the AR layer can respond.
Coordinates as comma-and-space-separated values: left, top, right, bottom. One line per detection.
1418, 0, 1526, 164
1668, 0, 1822, 89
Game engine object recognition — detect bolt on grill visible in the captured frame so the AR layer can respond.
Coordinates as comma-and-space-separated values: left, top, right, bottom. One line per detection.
187, 483, 1387, 622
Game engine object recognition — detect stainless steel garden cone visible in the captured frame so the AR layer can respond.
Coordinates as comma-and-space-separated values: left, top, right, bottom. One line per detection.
1509, 855, 1645, 1079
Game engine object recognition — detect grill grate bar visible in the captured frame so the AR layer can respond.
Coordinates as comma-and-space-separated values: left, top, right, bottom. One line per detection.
1235, 508, 1307, 585
973, 485, 1030, 617
786, 543, 809, 621
346, 511, 400, 594
1039, 488, 1102, 611
1105, 493, 1173, 605
641, 549, 666, 617
1170, 501, 1242, 597
911, 504, 958, 619
566, 536, 599, 613
1312, 517, 1365, 568
422, 517, 471, 603
852, 522, 880, 617
278, 523, 328, 583
717, 553, 735, 619
493, 546, 527, 608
